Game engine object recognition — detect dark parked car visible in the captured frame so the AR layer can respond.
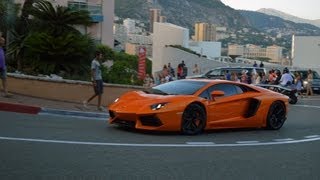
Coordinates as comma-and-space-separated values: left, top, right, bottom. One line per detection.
290, 69, 320, 93
188, 67, 266, 84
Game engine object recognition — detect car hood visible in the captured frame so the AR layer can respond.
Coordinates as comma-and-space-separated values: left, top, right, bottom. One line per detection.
109, 91, 197, 112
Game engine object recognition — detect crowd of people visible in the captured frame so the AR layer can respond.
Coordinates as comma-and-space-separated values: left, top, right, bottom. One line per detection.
143, 62, 315, 98
224, 67, 314, 97
144, 60, 197, 87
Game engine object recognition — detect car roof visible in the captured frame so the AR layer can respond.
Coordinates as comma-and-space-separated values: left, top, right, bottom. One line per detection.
212, 67, 265, 70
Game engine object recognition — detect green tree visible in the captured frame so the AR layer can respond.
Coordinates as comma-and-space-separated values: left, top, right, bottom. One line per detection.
24, 32, 95, 77
14, 0, 95, 78
96, 44, 115, 61
5, 0, 34, 70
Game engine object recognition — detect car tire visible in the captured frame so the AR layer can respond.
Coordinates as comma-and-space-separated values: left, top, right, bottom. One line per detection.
181, 103, 206, 135
266, 101, 286, 130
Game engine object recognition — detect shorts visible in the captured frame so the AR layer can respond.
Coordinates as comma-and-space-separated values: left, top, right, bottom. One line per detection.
94, 79, 103, 95
0, 68, 6, 80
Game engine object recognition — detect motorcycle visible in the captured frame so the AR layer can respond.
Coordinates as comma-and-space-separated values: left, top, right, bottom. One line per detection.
255, 84, 298, 104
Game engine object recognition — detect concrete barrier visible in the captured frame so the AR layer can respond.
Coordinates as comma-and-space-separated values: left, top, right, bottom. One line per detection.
7, 73, 144, 106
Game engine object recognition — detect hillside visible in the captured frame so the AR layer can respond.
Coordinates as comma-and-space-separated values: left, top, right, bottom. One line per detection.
257, 8, 320, 28
240, 10, 320, 36
115, 0, 250, 32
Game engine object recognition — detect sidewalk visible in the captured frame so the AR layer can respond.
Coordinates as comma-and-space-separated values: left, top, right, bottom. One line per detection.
0, 93, 109, 119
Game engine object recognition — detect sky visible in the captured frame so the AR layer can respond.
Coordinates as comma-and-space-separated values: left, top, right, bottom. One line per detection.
220, 0, 320, 20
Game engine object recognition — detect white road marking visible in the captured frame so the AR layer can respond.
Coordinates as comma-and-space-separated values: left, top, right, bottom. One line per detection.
0, 136, 320, 147
186, 142, 215, 145
305, 135, 320, 139
299, 98, 320, 101
236, 141, 260, 144
273, 138, 294, 142
293, 105, 320, 109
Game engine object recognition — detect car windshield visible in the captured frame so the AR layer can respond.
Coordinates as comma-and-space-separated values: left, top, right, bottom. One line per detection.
147, 80, 209, 95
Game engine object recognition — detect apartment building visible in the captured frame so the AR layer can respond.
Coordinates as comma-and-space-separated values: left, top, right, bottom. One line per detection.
14, 0, 114, 48
266, 45, 283, 64
243, 44, 267, 58
194, 23, 217, 42
149, 8, 161, 33
228, 44, 283, 63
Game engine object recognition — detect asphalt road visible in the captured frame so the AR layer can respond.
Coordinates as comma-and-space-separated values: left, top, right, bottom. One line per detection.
1, 98, 320, 180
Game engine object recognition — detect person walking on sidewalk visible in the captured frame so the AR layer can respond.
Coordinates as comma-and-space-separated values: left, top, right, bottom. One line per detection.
83, 51, 105, 111
0, 36, 11, 98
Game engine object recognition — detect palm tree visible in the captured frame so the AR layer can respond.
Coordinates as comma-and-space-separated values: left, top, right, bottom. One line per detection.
19, 0, 95, 77
8, 0, 94, 73
29, 0, 92, 36
24, 32, 95, 75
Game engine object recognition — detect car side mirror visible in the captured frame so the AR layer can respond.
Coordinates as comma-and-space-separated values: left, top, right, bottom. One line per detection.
211, 90, 224, 100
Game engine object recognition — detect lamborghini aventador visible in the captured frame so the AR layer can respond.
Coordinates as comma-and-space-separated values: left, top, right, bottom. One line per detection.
108, 79, 289, 135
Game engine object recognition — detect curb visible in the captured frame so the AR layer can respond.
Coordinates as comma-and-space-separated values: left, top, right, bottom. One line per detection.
40, 108, 109, 119
0, 101, 41, 114
0, 101, 109, 120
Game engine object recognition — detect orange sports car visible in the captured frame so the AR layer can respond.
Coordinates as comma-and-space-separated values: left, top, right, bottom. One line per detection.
108, 79, 289, 135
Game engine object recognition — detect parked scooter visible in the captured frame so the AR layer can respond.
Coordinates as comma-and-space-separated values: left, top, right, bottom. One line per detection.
256, 84, 298, 104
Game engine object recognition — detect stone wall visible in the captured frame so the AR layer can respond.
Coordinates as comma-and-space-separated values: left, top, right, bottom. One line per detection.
7, 73, 144, 106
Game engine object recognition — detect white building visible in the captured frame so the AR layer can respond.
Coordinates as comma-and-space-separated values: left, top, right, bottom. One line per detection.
292, 35, 320, 69
152, 22, 189, 74
228, 44, 283, 63
266, 45, 283, 64
188, 41, 221, 59
113, 24, 128, 46
228, 44, 244, 56
123, 18, 136, 34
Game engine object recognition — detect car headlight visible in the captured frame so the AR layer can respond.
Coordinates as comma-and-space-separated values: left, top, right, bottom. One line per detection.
150, 103, 168, 110
303, 81, 308, 85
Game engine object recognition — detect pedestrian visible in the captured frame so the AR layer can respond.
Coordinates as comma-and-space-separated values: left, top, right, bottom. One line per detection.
253, 61, 258, 67
167, 62, 175, 78
83, 51, 105, 111
259, 61, 264, 67
240, 70, 248, 84
225, 70, 231, 80
294, 73, 303, 97
306, 69, 314, 97
0, 36, 12, 97
177, 63, 183, 79
192, 63, 200, 75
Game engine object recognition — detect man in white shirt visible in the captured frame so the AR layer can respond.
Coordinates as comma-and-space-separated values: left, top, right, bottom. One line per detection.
280, 68, 293, 86
83, 51, 105, 111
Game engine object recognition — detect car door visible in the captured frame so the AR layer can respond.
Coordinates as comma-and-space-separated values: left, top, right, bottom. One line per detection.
203, 83, 257, 128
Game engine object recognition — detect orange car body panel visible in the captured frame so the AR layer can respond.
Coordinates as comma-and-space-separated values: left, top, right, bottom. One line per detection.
108, 79, 289, 132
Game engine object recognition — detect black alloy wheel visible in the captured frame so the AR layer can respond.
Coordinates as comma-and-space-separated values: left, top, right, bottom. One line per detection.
181, 103, 206, 135
266, 101, 286, 130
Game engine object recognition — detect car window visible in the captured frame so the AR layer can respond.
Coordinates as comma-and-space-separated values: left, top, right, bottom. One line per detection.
199, 83, 244, 100
313, 71, 320, 78
205, 69, 221, 77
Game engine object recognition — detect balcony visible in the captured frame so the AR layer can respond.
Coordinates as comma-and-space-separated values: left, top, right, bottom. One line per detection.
68, 1, 104, 23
